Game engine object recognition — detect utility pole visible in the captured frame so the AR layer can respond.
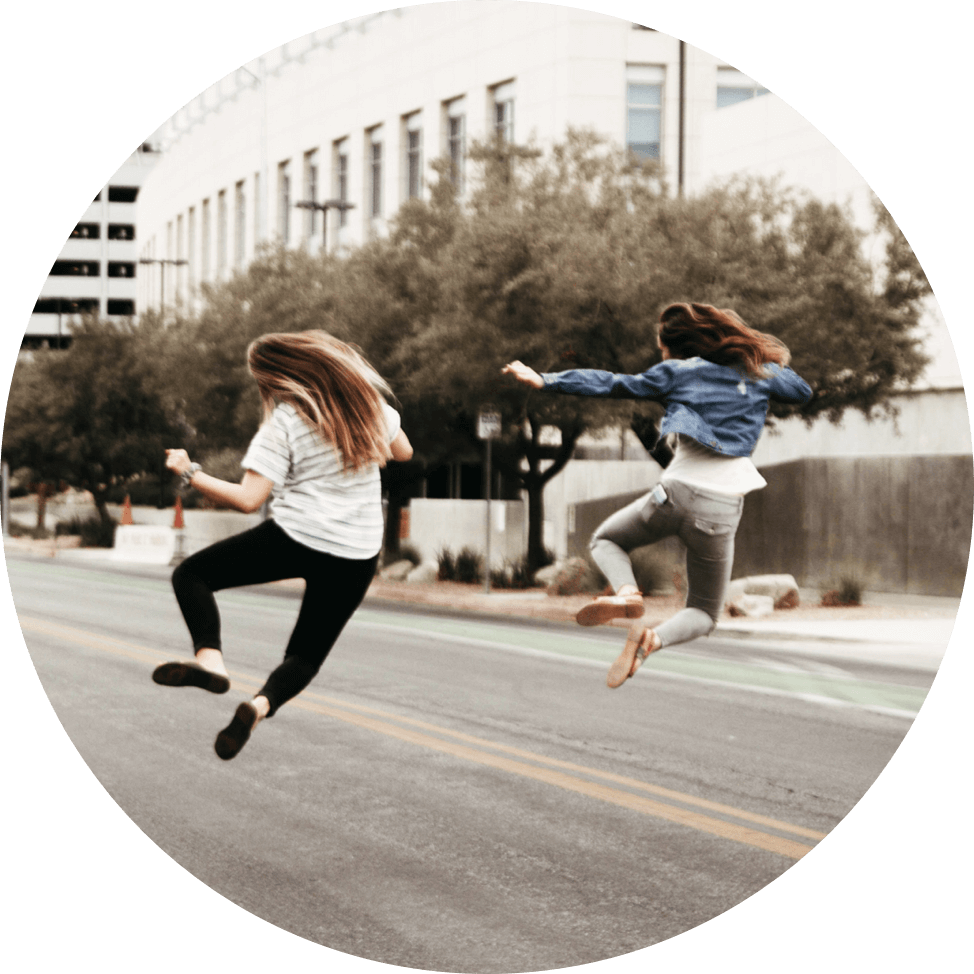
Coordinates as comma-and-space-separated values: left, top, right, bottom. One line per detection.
294, 198, 356, 252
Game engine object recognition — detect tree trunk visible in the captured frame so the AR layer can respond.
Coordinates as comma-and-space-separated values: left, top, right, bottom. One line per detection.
35, 483, 50, 531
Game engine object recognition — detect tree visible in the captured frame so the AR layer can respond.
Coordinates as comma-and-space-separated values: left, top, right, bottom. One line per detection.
2, 316, 185, 526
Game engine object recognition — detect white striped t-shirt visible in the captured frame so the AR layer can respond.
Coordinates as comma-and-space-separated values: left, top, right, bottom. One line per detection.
241, 401, 401, 559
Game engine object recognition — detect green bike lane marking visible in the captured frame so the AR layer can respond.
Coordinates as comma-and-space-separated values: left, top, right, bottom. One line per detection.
353, 609, 928, 717
6, 559, 926, 716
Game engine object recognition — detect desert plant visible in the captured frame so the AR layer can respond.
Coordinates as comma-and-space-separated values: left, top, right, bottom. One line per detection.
455, 547, 484, 585
56, 514, 117, 548
630, 547, 685, 595
821, 576, 864, 607
436, 548, 457, 581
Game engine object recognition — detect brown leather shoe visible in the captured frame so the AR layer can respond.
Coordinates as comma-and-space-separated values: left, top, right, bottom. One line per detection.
606, 627, 662, 688
576, 593, 645, 627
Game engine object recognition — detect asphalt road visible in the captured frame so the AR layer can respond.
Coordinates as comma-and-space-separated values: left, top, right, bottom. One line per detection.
7, 554, 927, 973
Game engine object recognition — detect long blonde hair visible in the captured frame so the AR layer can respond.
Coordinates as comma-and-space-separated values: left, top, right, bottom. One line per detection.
247, 330, 393, 472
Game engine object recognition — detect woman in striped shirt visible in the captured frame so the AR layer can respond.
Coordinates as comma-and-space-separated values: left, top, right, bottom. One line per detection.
153, 331, 412, 759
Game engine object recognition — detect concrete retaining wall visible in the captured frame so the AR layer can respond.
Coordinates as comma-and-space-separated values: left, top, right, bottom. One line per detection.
566, 456, 974, 597
406, 499, 526, 567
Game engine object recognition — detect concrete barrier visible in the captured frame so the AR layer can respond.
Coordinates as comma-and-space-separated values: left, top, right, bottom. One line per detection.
113, 525, 176, 564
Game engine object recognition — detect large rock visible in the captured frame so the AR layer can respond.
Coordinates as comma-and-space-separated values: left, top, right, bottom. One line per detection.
726, 574, 800, 612
726, 593, 775, 618
405, 561, 438, 585
379, 559, 415, 582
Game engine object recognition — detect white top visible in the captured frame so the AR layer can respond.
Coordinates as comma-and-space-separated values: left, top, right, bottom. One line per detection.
661, 434, 767, 496
242, 400, 401, 559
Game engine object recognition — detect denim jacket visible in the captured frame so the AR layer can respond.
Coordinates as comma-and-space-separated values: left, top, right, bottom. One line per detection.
541, 358, 813, 457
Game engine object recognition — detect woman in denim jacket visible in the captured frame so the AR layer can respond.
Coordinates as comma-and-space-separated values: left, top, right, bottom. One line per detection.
503, 302, 812, 688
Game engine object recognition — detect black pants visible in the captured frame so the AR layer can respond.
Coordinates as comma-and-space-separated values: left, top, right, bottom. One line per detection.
172, 519, 378, 717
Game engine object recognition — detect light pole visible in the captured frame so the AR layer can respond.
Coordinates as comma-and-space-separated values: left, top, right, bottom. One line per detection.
294, 198, 356, 252
139, 258, 188, 309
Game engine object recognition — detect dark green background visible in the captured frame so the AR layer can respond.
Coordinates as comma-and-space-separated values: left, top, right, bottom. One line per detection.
0, 0, 974, 974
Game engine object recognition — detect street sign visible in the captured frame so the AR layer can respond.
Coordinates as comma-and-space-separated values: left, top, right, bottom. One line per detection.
477, 409, 501, 440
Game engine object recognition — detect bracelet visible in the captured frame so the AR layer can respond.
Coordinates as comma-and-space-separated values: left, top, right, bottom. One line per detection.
180, 462, 202, 488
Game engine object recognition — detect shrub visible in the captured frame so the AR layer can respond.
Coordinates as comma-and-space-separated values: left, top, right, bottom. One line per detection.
436, 548, 457, 581
548, 556, 607, 596
455, 547, 484, 584
7, 518, 52, 540
630, 547, 685, 595
56, 515, 117, 548
381, 542, 422, 569
821, 576, 863, 607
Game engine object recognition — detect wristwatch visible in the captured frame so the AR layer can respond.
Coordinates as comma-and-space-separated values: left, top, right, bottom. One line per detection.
180, 462, 202, 488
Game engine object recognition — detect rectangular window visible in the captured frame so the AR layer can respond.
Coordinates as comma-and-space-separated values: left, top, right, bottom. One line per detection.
234, 181, 246, 267
368, 128, 383, 219
626, 65, 664, 161
217, 189, 227, 274
253, 172, 262, 244
201, 199, 211, 280
187, 207, 196, 289
107, 299, 135, 316
50, 260, 100, 276
107, 185, 139, 203
303, 149, 319, 238
71, 223, 100, 239
107, 262, 136, 278
444, 97, 466, 193
492, 81, 515, 142
716, 66, 770, 108
403, 112, 423, 200
176, 213, 185, 297
334, 140, 349, 228
107, 224, 134, 240
33, 298, 99, 314
278, 161, 291, 243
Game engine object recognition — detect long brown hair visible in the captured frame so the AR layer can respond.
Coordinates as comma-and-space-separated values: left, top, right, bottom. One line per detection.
247, 330, 393, 472
657, 303, 790, 378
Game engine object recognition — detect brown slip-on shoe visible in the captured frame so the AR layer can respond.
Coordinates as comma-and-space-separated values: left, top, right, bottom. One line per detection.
606, 627, 662, 688
576, 594, 645, 627
214, 701, 261, 760
152, 660, 230, 694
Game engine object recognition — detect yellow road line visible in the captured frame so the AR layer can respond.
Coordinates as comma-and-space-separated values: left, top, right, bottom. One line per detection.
19, 614, 819, 859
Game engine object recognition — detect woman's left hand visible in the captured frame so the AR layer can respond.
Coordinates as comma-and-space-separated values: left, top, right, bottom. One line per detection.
165, 449, 193, 475
502, 361, 544, 389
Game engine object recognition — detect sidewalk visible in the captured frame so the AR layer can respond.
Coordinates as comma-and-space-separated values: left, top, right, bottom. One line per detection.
5, 537, 960, 669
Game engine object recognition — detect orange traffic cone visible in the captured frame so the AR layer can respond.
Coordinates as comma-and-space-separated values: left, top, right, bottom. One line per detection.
121, 494, 133, 525
173, 496, 185, 530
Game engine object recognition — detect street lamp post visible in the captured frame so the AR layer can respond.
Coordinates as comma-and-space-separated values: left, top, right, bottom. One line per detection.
139, 258, 188, 309
294, 198, 356, 252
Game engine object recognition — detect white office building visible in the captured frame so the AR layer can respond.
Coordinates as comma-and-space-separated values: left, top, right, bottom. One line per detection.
25, 145, 160, 350
135, 5, 786, 304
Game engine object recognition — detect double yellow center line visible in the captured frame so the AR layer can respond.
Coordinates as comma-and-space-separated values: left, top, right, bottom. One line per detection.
19, 614, 824, 860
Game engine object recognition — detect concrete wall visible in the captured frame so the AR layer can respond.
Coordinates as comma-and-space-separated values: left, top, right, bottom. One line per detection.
107, 504, 262, 559
566, 456, 974, 597
406, 498, 526, 568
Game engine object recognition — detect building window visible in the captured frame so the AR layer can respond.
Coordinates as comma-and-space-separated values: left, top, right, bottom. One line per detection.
626, 65, 664, 161
71, 223, 100, 239
253, 172, 262, 244
444, 97, 466, 194
492, 81, 515, 142
187, 206, 196, 289
234, 181, 246, 268
217, 189, 227, 274
107, 185, 139, 203
334, 139, 349, 228
107, 299, 135, 316
716, 66, 770, 108
107, 262, 136, 278
176, 213, 185, 297
50, 260, 99, 276
107, 224, 134, 240
403, 112, 423, 200
201, 199, 211, 280
278, 161, 291, 243
33, 298, 99, 315
368, 127, 383, 219
303, 149, 319, 239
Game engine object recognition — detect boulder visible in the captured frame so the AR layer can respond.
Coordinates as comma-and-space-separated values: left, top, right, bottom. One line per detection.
405, 561, 438, 585
726, 574, 800, 612
726, 593, 775, 618
379, 559, 414, 582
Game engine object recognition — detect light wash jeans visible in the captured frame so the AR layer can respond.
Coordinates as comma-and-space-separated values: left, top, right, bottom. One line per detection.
589, 479, 744, 649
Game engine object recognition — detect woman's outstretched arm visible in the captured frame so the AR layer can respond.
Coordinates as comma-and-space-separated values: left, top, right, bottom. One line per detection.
165, 449, 274, 514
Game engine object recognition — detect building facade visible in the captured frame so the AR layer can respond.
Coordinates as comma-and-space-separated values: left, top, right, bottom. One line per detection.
136, 5, 781, 308
25, 145, 159, 350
